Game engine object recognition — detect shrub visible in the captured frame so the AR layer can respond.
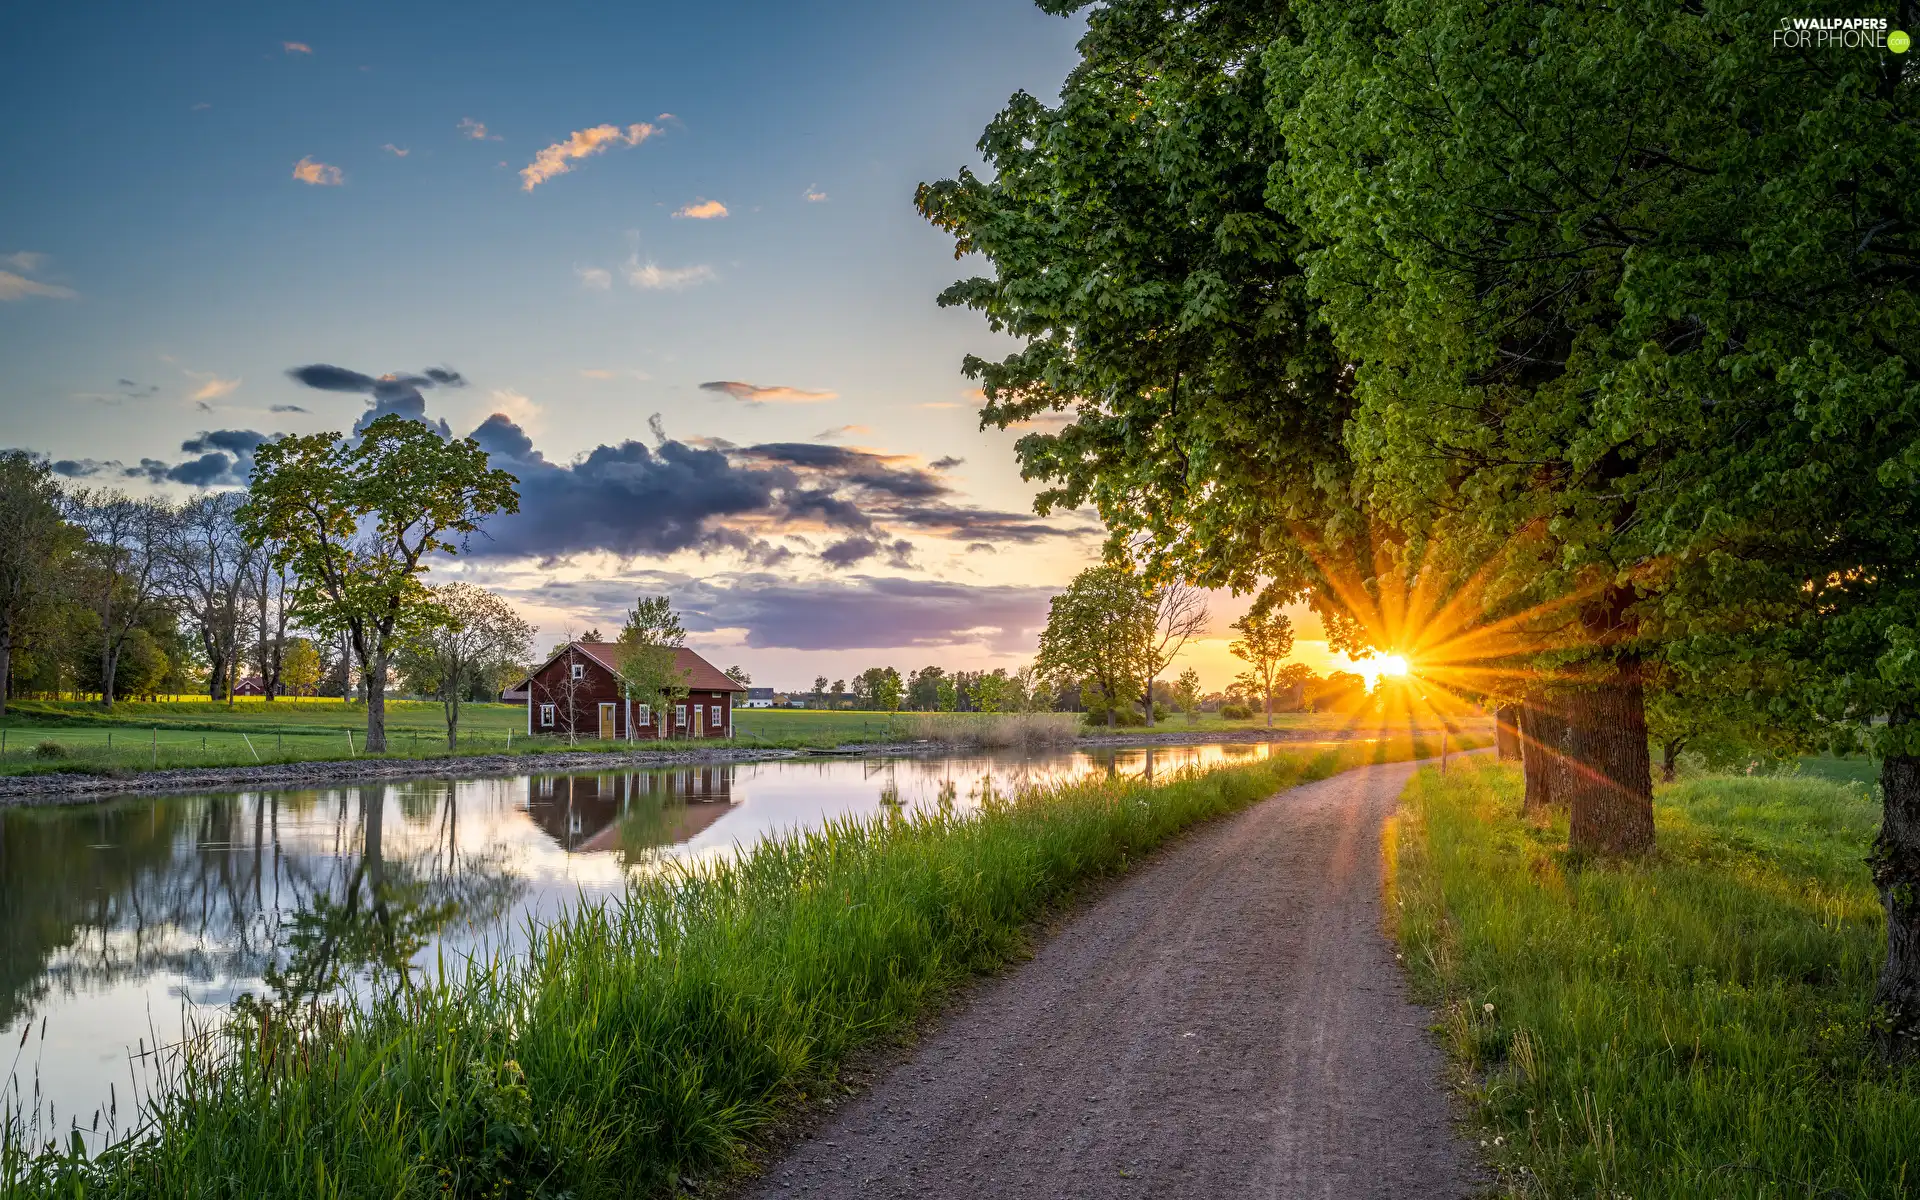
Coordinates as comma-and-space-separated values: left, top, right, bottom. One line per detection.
31, 741, 66, 759
1218, 704, 1252, 720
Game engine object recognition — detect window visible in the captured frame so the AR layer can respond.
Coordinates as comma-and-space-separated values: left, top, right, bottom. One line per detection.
637, 703, 651, 726
571, 663, 584, 680
675, 704, 688, 727
710, 705, 722, 727
540, 703, 555, 727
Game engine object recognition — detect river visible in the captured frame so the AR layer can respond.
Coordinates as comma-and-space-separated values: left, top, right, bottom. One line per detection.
1, 741, 1298, 1148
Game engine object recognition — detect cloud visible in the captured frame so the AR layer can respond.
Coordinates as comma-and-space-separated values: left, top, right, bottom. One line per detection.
283, 41, 311, 53
459, 118, 500, 141
804, 186, 828, 202
820, 536, 914, 569
488, 388, 541, 430
525, 572, 1058, 654
520, 122, 657, 191
626, 259, 713, 290
813, 425, 870, 440
465, 416, 788, 560
930, 456, 964, 470
673, 198, 728, 219
576, 266, 612, 290
292, 156, 343, 186
283, 362, 466, 435
188, 374, 241, 402
0, 253, 76, 301
191, 102, 212, 112
383, 144, 409, 157
919, 401, 961, 409
699, 380, 836, 405
107, 429, 270, 488
270, 403, 309, 413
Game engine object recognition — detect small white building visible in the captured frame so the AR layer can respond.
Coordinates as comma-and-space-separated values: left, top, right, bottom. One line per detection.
744, 687, 776, 708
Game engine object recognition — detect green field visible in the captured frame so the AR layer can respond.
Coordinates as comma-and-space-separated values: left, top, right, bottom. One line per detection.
0, 700, 1431, 777
1390, 759, 1917, 1197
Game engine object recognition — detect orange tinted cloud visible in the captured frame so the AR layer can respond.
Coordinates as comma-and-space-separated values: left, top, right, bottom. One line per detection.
674, 198, 728, 219
520, 123, 657, 191
458, 118, 500, 141
699, 380, 837, 404
292, 156, 343, 185
283, 41, 312, 53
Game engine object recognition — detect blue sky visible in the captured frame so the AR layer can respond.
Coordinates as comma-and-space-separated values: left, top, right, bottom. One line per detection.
0, 0, 1338, 688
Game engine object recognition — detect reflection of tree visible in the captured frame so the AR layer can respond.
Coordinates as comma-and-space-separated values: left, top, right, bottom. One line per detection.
0, 782, 520, 1034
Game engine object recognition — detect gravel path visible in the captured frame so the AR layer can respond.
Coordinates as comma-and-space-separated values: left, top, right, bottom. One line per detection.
741, 757, 1482, 1199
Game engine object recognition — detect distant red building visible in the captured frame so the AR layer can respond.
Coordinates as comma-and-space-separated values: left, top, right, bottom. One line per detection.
518, 641, 745, 740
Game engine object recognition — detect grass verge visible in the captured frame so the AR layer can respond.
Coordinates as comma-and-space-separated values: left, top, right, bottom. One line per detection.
4, 734, 1467, 1197
1388, 758, 1919, 1198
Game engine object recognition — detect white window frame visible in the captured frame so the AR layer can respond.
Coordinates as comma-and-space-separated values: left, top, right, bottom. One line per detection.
710, 704, 722, 727
637, 702, 652, 726
675, 703, 688, 728
540, 703, 555, 727
571, 662, 584, 680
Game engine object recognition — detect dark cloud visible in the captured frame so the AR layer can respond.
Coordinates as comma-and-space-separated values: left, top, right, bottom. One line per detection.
284, 362, 462, 436
270, 404, 309, 413
697, 575, 1053, 652
930, 456, 964, 471
522, 572, 1057, 654
886, 503, 1089, 543
735, 443, 951, 502
287, 364, 376, 392
819, 536, 914, 569
465, 415, 790, 561
51, 458, 115, 478
112, 429, 268, 488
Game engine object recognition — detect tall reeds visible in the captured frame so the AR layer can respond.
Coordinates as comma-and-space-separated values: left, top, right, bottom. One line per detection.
4, 734, 1457, 1198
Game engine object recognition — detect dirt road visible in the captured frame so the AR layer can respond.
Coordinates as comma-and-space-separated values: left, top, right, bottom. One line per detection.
742, 757, 1481, 1199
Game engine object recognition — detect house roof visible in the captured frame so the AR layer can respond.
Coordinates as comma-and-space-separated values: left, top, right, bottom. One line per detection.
562, 641, 746, 693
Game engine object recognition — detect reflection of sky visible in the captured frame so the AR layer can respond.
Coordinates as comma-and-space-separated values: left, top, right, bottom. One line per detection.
2, 744, 1293, 1148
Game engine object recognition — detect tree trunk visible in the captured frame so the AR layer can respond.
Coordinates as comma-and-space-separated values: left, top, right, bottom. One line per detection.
1517, 696, 1565, 817
1144, 676, 1155, 727
1563, 668, 1655, 857
99, 642, 118, 710
208, 652, 228, 702
1265, 688, 1273, 729
1661, 738, 1685, 784
1494, 705, 1522, 761
445, 686, 460, 752
0, 629, 10, 719
1873, 725, 1920, 1062
365, 652, 389, 753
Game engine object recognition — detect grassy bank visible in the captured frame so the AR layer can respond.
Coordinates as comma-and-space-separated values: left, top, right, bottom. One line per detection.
1389, 759, 1919, 1198
3, 734, 1464, 1197
0, 704, 1080, 777
0, 702, 1411, 778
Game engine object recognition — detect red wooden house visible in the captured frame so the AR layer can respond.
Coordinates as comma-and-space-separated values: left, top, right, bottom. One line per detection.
519, 641, 746, 740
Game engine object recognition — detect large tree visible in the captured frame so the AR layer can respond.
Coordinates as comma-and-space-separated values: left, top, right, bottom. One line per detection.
239, 414, 520, 752
915, 0, 1380, 642
1279, 0, 1920, 1049
0, 453, 71, 716
1036, 565, 1151, 727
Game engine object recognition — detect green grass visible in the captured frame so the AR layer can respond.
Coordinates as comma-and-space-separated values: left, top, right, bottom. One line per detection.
0, 700, 1417, 777
3, 733, 1471, 1197
1388, 759, 1918, 1198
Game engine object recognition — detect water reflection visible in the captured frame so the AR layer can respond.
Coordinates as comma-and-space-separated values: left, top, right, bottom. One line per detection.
1, 740, 1297, 1138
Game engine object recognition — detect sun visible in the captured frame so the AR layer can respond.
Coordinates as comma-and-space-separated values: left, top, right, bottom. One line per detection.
1377, 654, 1410, 677
1349, 652, 1413, 692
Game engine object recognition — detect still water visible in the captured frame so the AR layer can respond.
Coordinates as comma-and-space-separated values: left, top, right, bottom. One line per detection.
1, 741, 1289, 1143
